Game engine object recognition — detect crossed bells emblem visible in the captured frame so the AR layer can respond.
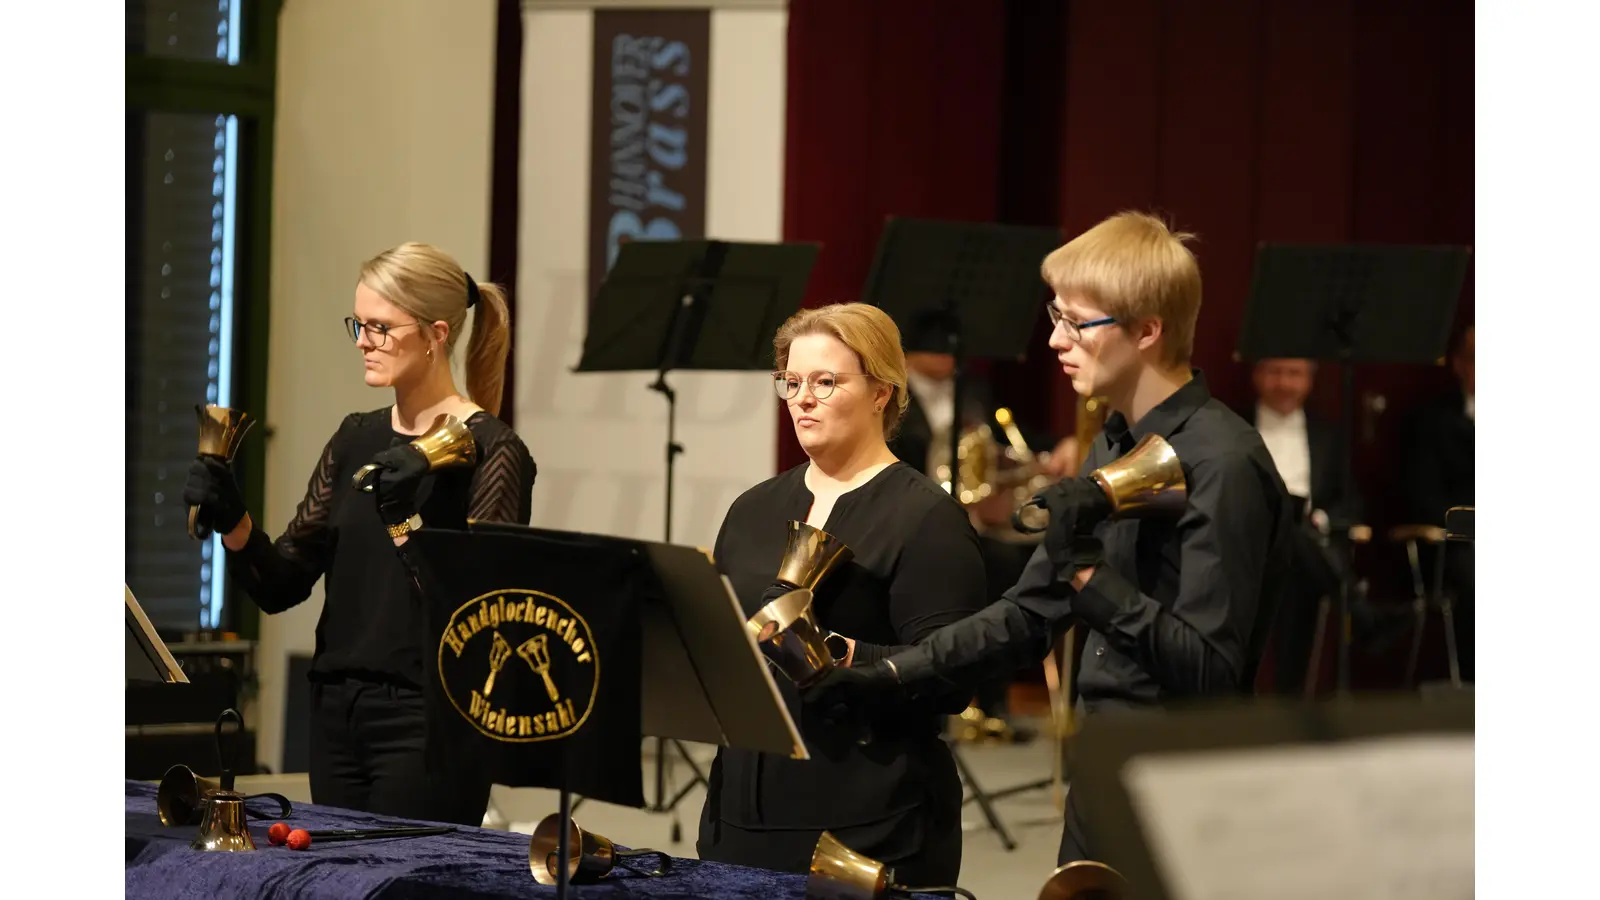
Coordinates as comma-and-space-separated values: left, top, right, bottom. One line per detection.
481, 630, 562, 703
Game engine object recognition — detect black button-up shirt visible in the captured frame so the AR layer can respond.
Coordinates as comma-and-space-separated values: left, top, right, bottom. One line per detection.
890, 371, 1293, 712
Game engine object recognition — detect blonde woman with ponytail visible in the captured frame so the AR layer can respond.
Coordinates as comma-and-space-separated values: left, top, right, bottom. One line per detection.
183, 242, 535, 824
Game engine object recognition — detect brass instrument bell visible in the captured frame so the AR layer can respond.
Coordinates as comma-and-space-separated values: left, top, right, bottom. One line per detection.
807, 831, 977, 900
750, 522, 855, 686
1036, 860, 1129, 900
528, 814, 668, 885
351, 413, 478, 492
189, 404, 256, 540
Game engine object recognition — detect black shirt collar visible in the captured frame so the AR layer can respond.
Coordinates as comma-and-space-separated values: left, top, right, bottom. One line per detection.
1103, 369, 1211, 453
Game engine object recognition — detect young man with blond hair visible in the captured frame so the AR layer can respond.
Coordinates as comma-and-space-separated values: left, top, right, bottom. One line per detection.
807, 211, 1294, 866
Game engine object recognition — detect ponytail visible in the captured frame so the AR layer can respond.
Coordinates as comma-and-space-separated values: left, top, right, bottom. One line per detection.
465, 282, 511, 416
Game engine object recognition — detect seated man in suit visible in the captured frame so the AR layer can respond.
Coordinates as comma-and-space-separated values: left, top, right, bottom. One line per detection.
1245, 357, 1365, 693
1400, 326, 1474, 682
890, 349, 1074, 738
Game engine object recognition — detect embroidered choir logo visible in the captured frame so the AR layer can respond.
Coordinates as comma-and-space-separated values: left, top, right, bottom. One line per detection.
438, 589, 599, 742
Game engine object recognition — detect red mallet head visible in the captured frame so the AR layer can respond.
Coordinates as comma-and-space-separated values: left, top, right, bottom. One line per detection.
286, 829, 312, 851
267, 822, 292, 846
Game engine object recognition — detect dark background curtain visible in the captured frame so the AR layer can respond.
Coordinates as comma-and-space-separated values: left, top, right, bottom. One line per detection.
780, 0, 1473, 540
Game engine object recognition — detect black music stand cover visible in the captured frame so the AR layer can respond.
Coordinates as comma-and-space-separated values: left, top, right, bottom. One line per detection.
863, 218, 1062, 362
1236, 243, 1471, 365
408, 528, 646, 809
577, 239, 820, 374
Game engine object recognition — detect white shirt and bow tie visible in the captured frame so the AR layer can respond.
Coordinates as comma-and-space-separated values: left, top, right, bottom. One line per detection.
1256, 404, 1313, 507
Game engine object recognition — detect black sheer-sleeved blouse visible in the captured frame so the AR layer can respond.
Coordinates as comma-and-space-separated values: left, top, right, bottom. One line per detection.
704, 461, 986, 833
227, 408, 535, 688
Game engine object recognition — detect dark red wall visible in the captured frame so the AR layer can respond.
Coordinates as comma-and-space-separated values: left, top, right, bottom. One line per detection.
781, 0, 1473, 534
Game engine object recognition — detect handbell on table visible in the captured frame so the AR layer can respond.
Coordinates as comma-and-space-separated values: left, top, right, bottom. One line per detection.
806, 831, 977, 900
528, 814, 670, 884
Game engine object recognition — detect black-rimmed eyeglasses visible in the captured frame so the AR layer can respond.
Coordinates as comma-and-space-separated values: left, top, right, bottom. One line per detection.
344, 316, 422, 349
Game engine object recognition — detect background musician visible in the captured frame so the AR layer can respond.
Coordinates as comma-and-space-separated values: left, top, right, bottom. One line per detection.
697, 303, 985, 884
1242, 357, 1365, 693
889, 348, 1070, 739
182, 243, 536, 824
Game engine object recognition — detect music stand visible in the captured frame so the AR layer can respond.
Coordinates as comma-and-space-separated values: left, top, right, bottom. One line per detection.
863, 218, 1062, 849
1068, 693, 1473, 900
418, 524, 804, 898
1432, 506, 1474, 688
576, 238, 819, 826
1236, 243, 1472, 693
126, 585, 188, 684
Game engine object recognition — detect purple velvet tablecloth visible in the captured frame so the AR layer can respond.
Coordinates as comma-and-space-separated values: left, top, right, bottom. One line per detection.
124, 779, 845, 899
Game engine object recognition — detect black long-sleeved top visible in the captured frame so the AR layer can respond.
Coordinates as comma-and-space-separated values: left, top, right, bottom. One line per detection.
704, 461, 985, 832
228, 408, 535, 688
889, 372, 1293, 712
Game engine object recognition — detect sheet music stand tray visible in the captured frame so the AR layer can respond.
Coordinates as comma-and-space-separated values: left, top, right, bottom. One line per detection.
417, 523, 804, 897
863, 218, 1062, 851
1236, 243, 1472, 693
1070, 693, 1474, 900
576, 238, 818, 825
126, 585, 188, 684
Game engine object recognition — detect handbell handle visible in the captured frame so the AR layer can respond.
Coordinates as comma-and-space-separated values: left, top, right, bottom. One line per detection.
352, 463, 382, 493
215, 708, 244, 793
189, 505, 214, 541
1011, 496, 1048, 535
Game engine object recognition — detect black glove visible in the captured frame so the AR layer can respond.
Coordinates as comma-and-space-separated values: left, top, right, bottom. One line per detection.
1035, 476, 1113, 574
801, 660, 903, 724
367, 444, 430, 527
183, 456, 248, 536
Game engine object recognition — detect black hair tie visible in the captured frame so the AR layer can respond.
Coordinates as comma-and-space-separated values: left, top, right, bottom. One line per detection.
465, 273, 481, 309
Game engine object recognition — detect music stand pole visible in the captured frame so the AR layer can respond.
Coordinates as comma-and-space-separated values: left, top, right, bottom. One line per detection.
555, 787, 572, 899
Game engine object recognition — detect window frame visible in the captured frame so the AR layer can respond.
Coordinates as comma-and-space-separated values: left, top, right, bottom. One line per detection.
127, 0, 282, 640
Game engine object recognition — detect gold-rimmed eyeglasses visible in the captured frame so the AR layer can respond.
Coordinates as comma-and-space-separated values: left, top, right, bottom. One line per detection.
772, 370, 871, 401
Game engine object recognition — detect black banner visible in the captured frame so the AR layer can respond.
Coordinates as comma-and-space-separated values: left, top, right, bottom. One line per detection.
587, 8, 711, 304
409, 528, 645, 809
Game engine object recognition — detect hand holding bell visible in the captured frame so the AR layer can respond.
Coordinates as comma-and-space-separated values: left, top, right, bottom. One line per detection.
185, 405, 255, 540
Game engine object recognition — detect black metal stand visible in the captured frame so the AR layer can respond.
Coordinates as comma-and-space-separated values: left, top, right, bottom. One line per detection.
642, 309, 708, 841
1333, 313, 1358, 695
555, 787, 572, 899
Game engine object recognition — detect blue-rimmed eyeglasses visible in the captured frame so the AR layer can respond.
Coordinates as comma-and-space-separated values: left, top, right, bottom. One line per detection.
772, 370, 871, 401
344, 316, 422, 349
1046, 305, 1117, 343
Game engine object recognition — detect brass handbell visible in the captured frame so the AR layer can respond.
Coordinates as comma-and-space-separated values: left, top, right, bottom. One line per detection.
748, 522, 854, 686
747, 587, 837, 687
158, 764, 292, 827
806, 831, 976, 900
1092, 433, 1186, 518
1036, 860, 1129, 900
189, 404, 255, 540
189, 708, 256, 852
777, 521, 854, 592
528, 814, 669, 885
351, 413, 478, 492
1014, 433, 1188, 534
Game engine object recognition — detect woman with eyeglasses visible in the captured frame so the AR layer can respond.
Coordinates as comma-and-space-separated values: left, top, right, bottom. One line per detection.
182, 242, 535, 824
696, 303, 985, 884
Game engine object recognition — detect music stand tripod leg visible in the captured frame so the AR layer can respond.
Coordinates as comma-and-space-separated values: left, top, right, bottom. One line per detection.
951, 743, 1018, 851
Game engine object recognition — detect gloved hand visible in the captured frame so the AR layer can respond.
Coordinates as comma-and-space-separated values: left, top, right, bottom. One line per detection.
367, 444, 430, 527
1035, 476, 1113, 574
801, 660, 902, 724
183, 456, 248, 536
